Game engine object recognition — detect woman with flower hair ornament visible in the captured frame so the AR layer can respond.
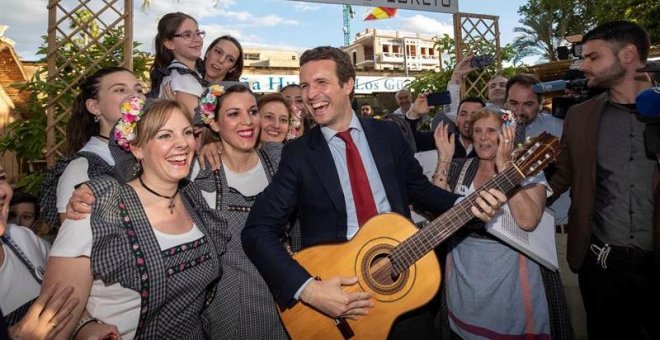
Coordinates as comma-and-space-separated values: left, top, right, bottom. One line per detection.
41, 98, 227, 339
431, 107, 571, 339
194, 84, 289, 339
44, 67, 145, 227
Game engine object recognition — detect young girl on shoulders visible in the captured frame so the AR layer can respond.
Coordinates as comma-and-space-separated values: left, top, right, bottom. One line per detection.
149, 12, 206, 114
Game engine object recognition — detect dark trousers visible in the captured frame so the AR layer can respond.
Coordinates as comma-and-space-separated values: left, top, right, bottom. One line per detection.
579, 238, 660, 340
388, 304, 437, 340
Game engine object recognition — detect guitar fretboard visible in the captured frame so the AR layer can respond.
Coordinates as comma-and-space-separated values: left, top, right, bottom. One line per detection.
390, 165, 524, 274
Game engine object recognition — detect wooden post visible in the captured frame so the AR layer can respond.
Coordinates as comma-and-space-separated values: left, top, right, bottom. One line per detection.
46, 0, 58, 167
124, 0, 133, 71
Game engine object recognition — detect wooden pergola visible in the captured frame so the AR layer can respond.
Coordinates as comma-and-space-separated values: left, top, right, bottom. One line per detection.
45, 0, 133, 166
453, 12, 501, 100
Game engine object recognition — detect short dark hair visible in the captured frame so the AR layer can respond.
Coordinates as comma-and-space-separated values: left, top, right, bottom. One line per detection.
505, 74, 541, 104
300, 46, 355, 88
361, 103, 372, 108
582, 20, 650, 63
10, 192, 40, 221
458, 96, 486, 110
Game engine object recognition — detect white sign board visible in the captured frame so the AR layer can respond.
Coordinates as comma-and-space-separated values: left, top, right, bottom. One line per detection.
239, 75, 414, 94
288, 0, 458, 14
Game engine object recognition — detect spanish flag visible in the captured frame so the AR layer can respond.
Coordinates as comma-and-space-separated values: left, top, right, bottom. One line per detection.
363, 7, 397, 21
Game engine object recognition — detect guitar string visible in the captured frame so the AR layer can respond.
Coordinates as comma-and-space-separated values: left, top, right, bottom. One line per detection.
336, 139, 556, 292
394, 139, 554, 269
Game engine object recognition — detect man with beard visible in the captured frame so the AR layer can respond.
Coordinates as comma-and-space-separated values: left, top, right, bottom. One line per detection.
405, 96, 484, 157
548, 21, 659, 339
504, 73, 587, 337
504, 74, 563, 144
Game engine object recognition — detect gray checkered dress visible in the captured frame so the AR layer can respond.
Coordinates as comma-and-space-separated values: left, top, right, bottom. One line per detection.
86, 176, 225, 339
195, 142, 289, 340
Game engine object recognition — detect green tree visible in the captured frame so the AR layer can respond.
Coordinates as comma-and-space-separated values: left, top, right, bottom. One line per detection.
513, 0, 659, 62
0, 25, 151, 193
406, 35, 526, 130
513, 0, 593, 62
408, 34, 524, 96
586, 0, 660, 42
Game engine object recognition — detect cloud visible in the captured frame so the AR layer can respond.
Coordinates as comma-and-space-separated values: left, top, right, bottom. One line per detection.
398, 15, 453, 36
292, 2, 321, 12
2, 0, 49, 60
215, 11, 299, 26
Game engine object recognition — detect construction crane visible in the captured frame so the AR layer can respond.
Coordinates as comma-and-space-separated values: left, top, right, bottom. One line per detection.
342, 5, 355, 46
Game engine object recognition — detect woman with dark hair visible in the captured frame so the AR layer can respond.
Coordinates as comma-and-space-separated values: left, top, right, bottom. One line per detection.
257, 92, 292, 144
42, 98, 225, 339
55, 67, 144, 224
203, 35, 244, 83
149, 12, 206, 115
195, 84, 288, 339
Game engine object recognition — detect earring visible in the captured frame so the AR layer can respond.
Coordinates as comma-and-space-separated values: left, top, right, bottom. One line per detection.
93, 115, 101, 123
132, 159, 142, 178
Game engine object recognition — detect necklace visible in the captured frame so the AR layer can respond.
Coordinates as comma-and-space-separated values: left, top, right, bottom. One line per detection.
96, 135, 110, 141
138, 177, 179, 214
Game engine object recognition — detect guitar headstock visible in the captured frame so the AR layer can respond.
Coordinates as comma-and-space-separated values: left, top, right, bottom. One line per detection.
513, 132, 560, 177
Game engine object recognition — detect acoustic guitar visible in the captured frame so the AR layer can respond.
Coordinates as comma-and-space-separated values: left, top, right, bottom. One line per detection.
280, 132, 560, 339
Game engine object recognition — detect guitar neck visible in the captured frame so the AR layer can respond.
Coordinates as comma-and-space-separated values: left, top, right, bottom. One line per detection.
390, 165, 525, 274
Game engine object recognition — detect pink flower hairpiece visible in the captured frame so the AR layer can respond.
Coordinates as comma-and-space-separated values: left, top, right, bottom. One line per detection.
497, 108, 517, 128
286, 106, 303, 140
199, 84, 225, 125
114, 96, 146, 151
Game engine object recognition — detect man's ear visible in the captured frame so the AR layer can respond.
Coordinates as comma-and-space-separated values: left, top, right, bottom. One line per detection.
618, 43, 638, 65
343, 77, 355, 95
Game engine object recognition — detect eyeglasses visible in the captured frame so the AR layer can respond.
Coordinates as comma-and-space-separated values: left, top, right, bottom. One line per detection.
172, 30, 206, 41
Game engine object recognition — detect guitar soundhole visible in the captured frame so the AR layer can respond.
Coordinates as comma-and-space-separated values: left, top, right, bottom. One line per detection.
361, 244, 408, 295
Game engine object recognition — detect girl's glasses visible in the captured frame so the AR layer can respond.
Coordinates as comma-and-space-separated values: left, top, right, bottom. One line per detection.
172, 30, 206, 41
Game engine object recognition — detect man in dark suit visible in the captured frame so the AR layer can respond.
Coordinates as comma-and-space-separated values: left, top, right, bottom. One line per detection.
548, 21, 659, 339
242, 46, 506, 339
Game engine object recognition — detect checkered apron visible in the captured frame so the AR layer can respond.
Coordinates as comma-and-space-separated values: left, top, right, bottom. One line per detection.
196, 143, 289, 339
86, 176, 221, 339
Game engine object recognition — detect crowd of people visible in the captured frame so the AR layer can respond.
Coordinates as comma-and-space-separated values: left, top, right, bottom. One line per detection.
0, 13, 658, 340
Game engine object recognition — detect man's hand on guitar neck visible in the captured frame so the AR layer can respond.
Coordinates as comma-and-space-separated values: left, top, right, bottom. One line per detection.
299, 276, 373, 320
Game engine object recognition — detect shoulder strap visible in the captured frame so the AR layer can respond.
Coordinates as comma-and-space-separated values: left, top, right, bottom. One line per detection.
453, 158, 476, 194
0, 235, 43, 284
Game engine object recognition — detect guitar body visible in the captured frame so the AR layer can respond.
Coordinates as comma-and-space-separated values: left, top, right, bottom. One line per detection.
280, 213, 441, 339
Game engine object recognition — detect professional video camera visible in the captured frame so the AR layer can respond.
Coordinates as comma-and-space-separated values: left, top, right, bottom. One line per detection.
532, 69, 597, 119
636, 62, 660, 157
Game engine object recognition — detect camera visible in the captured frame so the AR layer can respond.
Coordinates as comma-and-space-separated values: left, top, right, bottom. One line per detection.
470, 55, 494, 69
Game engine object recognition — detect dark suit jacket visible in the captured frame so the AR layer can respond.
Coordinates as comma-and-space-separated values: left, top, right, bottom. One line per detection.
243, 117, 460, 308
548, 92, 660, 272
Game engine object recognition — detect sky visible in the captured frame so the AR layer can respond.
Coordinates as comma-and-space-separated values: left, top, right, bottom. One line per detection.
1, 0, 528, 63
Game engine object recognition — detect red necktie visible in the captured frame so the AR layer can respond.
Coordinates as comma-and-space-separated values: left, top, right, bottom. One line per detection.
336, 130, 378, 226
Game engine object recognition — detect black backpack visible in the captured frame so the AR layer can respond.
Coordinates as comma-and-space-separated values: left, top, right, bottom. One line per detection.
39, 151, 113, 229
